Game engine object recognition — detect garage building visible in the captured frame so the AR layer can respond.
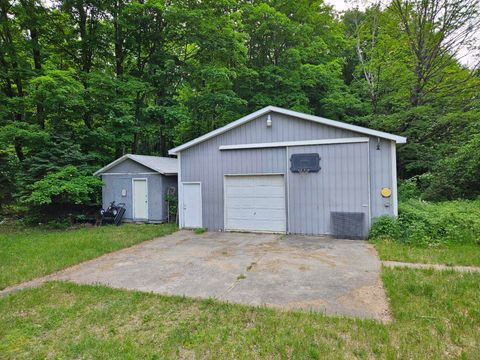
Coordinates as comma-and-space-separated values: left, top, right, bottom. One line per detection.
94, 154, 178, 223
169, 106, 406, 238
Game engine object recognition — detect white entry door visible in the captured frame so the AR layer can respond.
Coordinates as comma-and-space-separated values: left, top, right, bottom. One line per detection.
225, 175, 286, 233
183, 182, 202, 228
132, 179, 148, 219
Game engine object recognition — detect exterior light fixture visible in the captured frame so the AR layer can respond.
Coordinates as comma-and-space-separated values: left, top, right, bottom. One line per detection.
266, 114, 272, 127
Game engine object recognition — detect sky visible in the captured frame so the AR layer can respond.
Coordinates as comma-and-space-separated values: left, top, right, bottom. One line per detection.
325, 0, 368, 11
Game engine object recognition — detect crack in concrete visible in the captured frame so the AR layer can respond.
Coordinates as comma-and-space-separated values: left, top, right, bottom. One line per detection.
216, 251, 268, 300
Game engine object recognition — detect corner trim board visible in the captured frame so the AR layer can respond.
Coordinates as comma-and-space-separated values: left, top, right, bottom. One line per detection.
178, 153, 183, 228
391, 141, 399, 216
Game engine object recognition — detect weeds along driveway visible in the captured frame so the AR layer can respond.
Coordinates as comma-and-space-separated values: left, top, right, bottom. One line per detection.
27, 230, 390, 321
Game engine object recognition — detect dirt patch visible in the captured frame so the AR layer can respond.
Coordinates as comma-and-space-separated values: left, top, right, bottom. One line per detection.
244, 240, 279, 253
205, 247, 241, 270
273, 247, 340, 267
207, 258, 237, 271
306, 251, 339, 267
252, 258, 314, 273
337, 279, 391, 323
207, 247, 235, 259
298, 265, 311, 271
163, 271, 183, 282
176, 348, 196, 360
245, 239, 342, 267
366, 245, 379, 257
94, 259, 115, 271
273, 298, 328, 311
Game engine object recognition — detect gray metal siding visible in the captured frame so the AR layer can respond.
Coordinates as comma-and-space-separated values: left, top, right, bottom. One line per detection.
369, 139, 394, 219
147, 175, 164, 221
104, 158, 155, 173
101, 175, 133, 219
101, 174, 159, 221
287, 142, 370, 236
100, 158, 179, 222
210, 113, 357, 146
182, 147, 286, 231
180, 111, 396, 233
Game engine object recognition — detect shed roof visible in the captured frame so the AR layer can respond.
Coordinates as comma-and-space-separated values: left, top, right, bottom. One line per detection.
169, 106, 407, 155
94, 154, 178, 176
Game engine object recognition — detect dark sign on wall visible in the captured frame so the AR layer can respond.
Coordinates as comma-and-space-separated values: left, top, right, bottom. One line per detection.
290, 153, 321, 173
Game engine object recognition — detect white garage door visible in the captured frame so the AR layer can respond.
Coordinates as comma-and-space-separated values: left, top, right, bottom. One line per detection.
225, 175, 286, 233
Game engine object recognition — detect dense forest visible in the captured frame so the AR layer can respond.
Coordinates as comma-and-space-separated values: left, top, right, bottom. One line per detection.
0, 0, 479, 221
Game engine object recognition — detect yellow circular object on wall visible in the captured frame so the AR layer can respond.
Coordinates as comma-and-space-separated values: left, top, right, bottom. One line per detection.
381, 187, 392, 198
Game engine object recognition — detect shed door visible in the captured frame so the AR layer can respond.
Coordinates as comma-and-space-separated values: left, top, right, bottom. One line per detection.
132, 179, 148, 219
183, 182, 202, 228
225, 175, 286, 233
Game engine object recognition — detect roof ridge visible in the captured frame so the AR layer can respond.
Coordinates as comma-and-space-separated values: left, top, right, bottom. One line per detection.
94, 154, 178, 176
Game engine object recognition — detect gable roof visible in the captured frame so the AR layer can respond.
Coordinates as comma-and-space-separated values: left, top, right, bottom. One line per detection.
94, 154, 178, 176
168, 106, 407, 155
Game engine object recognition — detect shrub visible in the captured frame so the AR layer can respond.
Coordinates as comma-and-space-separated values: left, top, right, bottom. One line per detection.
194, 227, 207, 234
165, 194, 178, 223
369, 216, 401, 241
28, 165, 102, 206
369, 199, 480, 247
398, 174, 432, 201
424, 133, 480, 200
24, 166, 102, 225
398, 178, 421, 201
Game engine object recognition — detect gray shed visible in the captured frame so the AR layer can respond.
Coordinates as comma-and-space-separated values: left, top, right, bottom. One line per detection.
169, 106, 406, 239
94, 154, 178, 223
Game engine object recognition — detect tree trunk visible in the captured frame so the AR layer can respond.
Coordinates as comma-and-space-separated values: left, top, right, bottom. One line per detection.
131, 93, 142, 153
113, 0, 124, 77
410, 65, 424, 106
0, 0, 25, 161
23, 0, 45, 128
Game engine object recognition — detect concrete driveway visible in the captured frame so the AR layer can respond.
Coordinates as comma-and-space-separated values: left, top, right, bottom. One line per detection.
53, 230, 389, 321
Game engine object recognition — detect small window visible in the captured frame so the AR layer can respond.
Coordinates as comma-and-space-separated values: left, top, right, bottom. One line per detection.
290, 153, 321, 173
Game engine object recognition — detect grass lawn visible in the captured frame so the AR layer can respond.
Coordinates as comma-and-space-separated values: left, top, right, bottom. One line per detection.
0, 268, 479, 358
0, 224, 177, 290
374, 239, 480, 267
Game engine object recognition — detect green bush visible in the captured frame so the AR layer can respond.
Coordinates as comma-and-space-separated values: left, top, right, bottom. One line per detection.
194, 227, 207, 234
369, 199, 480, 247
28, 165, 102, 206
18, 165, 102, 225
165, 194, 178, 223
398, 174, 433, 202
369, 216, 401, 241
